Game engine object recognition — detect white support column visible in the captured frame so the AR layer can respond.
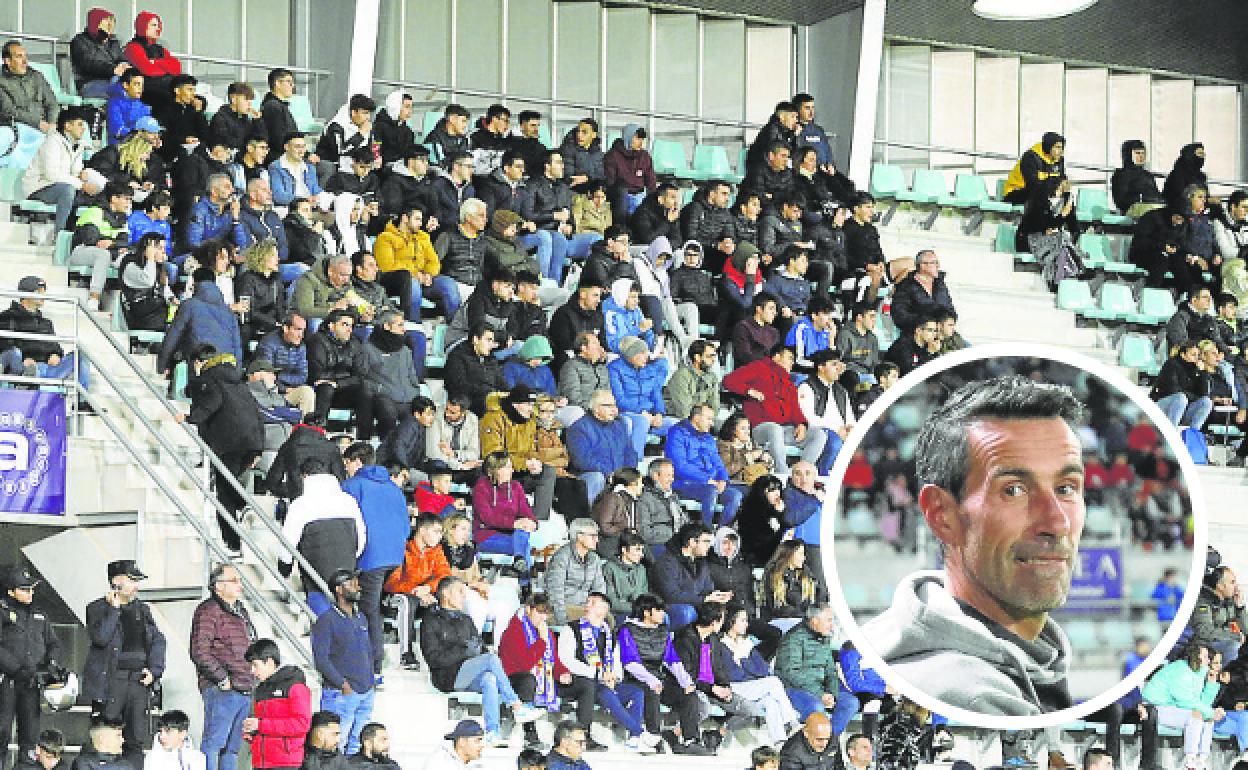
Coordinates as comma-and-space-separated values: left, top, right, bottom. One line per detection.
348, 0, 381, 97
849, 0, 887, 185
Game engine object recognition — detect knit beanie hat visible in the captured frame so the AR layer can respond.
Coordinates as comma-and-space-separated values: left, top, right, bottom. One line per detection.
517, 335, 553, 363
619, 335, 648, 360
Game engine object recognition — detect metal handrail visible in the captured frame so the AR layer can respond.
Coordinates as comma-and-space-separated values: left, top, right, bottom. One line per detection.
872, 138, 1248, 190
73, 370, 312, 666
373, 77, 766, 132
0, 288, 332, 605
176, 53, 332, 78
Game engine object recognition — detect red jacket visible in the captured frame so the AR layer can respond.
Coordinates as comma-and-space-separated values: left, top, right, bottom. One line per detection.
497, 613, 570, 679
471, 477, 535, 544
249, 665, 311, 769
723, 357, 806, 428
123, 12, 183, 77
414, 481, 456, 515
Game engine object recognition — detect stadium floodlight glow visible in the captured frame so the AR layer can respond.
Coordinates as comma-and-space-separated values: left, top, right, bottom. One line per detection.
972, 0, 1099, 20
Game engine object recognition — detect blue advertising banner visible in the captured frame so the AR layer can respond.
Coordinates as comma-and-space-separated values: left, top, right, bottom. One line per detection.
0, 391, 67, 515
1067, 546, 1124, 603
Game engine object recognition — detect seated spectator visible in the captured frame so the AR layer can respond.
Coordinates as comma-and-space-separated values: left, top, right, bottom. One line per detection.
774, 605, 858, 731
279, 459, 365, 614
414, 468, 463, 517
566, 390, 638, 505
210, 82, 266, 154
668, 241, 718, 333
734, 192, 763, 250
1186, 566, 1248, 666
260, 69, 307, 160
535, 395, 588, 520
361, 308, 423, 438
627, 459, 681, 556
550, 282, 606, 367
608, 335, 674, 457
424, 719, 485, 770
841, 194, 887, 306
384, 512, 451, 667
889, 250, 954, 337
425, 395, 482, 483
75, 718, 129, 770
603, 279, 655, 355
107, 69, 151, 145
1179, 184, 1221, 281
484, 210, 540, 279
560, 118, 605, 188
747, 144, 798, 218
349, 250, 416, 337
1128, 204, 1188, 290
1141, 645, 1219, 770
118, 231, 175, 332
590, 467, 643, 558
434, 195, 488, 297
127, 189, 174, 257
182, 238, 239, 308
372, 90, 415, 166
581, 225, 636, 291
473, 450, 539, 573
1162, 143, 1209, 212
604, 124, 657, 221
441, 513, 521, 633
22, 106, 96, 233
1151, 341, 1214, 431
374, 204, 459, 318
479, 385, 557, 521
856, 361, 899, 419
246, 358, 301, 451
0, 41, 57, 131
180, 173, 245, 257
1216, 192, 1248, 272
717, 417, 776, 493
503, 335, 558, 398
325, 153, 383, 238
347, 724, 398, 770
237, 177, 290, 265
445, 324, 505, 416
155, 74, 209, 164
269, 131, 331, 211
714, 605, 799, 746
497, 592, 581, 751
723, 345, 826, 474
380, 145, 436, 221
745, 101, 798, 174
235, 239, 287, 347
317, 94, 376, 174
255, 313, 318, 417
884, 308, 941, 376
758, 194, 810, 277
70, 9, 127, 99
419, 577, 541, 746
792, 145, 856, 221
683, 180, 738, 273
616, 593, 710, 754
89, 118, 167, 200
558, 330, 610, 416
545, 519, 607, 625
603, 532, 651, 625
375, 395, 436, 474
1166, 286, 1222, 352
761, 542, 818, 632
651, 522, 730, 630
121, 12, 181, 107
785, 462, 829, 598
937, 308, 969, 353
710, 529, 782, 659
425, 104, 471, 168
664, 340, 720, 421
667, 403, 742, 525
786, 297, 837, 374
733, 293, 780, 369
1002, 132, 1066, 204
572, 180, 613, 237
158, 267, 242, 375
1112, 140, 1165, 217
797, 349, 855, 475
67, 183, 133, 310
306, 308, 383, 437
511, 110, 546, 174
720, 243, 763, 336
734, 475, 789, 566
528, 150, 600, 280
765, 244, 814, 337
445, 268, 518, 353
672, 602, 763, 749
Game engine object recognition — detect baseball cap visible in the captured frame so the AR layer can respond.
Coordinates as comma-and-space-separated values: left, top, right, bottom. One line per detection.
328, 568, 360, 589
444, 719, 485, 741
4, 566, 39, 590
245, 359, 277, 376
17, 276, 47, 293
134, 116, 162, 133
107, 560, 148, 581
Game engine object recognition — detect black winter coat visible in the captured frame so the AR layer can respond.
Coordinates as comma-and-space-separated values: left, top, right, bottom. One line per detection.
419, 605, 483, 692
1150, 357, 1211, 401
0, 596, 61, 678
71, 749, 133, 770
155, 101, 211, 164
779, 727, 842, 770
1163, 143, 1208, 212
434, 226, 488, 285
70, 30, 124, 87
681, 200, 735, 249
300, 748, 350, 770
87, 144, 167, 197
548, 301, 605, 363
744, 165, 797, 215
376, 415, 429, 470
172, 148, 228, 215
379, 172, 438, 221
444, 344, 504, 415
373, 111, 416, 165
559, 131, 605, 183
283, 212, 327, 266
1111, 141, 1163, 213
235, 269, 286, 335
889, 272, 956, 335
266, 424, 347, 499
629, 197, 683, 245
0, 301, 63, 362
669, 266, 717, 308
187, 361, 266, 455
261, 93, 298, 152
307, 329, 371, 387
209, 107, 268, 152
708, 553, 757, 614
429, 176, 475, 234
842, 218, 885, 270
82, 598, 166, 702
528, 175, 576, 229
745, 116, 797, 174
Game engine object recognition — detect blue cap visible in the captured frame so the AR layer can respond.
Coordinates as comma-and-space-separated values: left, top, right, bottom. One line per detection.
134, 116, 162, 133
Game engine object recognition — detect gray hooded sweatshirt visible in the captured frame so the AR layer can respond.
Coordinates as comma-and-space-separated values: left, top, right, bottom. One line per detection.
863, 570, 1072, 716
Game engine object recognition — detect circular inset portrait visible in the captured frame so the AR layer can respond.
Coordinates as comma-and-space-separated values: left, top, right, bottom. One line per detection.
826, 344, 1207, 729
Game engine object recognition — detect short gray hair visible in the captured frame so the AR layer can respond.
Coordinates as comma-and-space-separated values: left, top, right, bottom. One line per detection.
914, 375, 1083, 500
588, 389, 616, 409
569, 518, 599, 538
377, 308, 403, 327
207, 173, 231, 190
328, 254, 352, 270
459, 198, 487, 222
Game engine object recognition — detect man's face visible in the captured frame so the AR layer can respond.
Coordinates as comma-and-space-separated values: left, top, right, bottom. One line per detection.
798, 101, 815, 123
791, 462, 816, 491
1131, 147, 1147, 166
328, 261, 352, 288
812, 311, 836, 334
879, 368, 899, 389
853, 201, 875, 221
285, 137, 308, 161
516, 281, 539, 304
1216, 570, 1238, 600
929, 418, 1085, 628
652, 462, 675, 490
918, 253, 940, 278
211, 177, 234, 203
35, 746, 61, 770
803, 720, 832, 752
8, 585, 33, 605
782, 202, 802, 222
709, 184, 731, 208
249, 657, 278, 682
520, 118, 541, 139
4, 45, 29, 74
758, 301, 777, 325
407, 156, 429, 177
1050, 141, 1065, 161
272, 75, 295, 99
503, 159, 525, 182
512, 400, 534, 420
575, 122, 595, 146
281, 317, 306, 345
108, 192, 132, 214
99, 15, 117, 34
355, 254, 379, 282
591, 396, 619, 422
768, 148, 791, 172
1192, 289, 1213, 313
349, 108, 371, 128
579, 287, 602, 311
417, 407, 437, 428
492, 280, 515, 302
658, 189, 679, 210
447, 113, 469, 135
1232, 200, 1248, 222
773, 349, 796, 372
250, 179, 273, 207
690, 532, 713, 558
313, 724, 341, 751
626, 350, 648, 369
916, 319, 940, 346
846, 737, 873, 767
366, 729, 390, 757
547, 153, 565, 179
808, 606, 835, 635
607, 234, 631, 256
585, 595, 609, 623
778, 110, 798, 130
229, 93, 253, 113
817, 359, 844, 384
941, 317, 957, 339
444, 402, 463, 423
580, 334, 605, 361
489, 113, 511, 133
174, 83, 197, 105
561, 729, 588, 760
1088, 755, 1112, 770
328, 315, 354, 341
742, 197, 762, 220
111, 573, 140, 600
463, 202, 487, 229
214, 567, 244, 602
419, 522, 443, 547
690, 407, 714, 433
472, 330, 497, 356
456, 736, 484, 762
338, 577, 361, 603
695, 346, 718, 371
123, 76, 145, 98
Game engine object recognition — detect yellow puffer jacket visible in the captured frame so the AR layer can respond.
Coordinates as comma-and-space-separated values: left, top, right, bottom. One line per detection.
373, 221, 440, 276
1003, 142, 1061, 198
479, 391, 539, 467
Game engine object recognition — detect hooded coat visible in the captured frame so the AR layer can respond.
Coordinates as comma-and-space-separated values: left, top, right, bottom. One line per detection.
105, 80, 152, 144
315, 102, 374, 172
603, 124, 657, 195
249, 664, 312, 770
863, 570, 1073, 715
1111, 140, 1164, 213
158, 282, 243, 371
71, 10, 126, 89
629, 193, 683, 246
123, 12, 182, 77
744, 114, 798, 174
186, 357, 266, 455
1003, 133, 1065, 202
264, 423, 346, 499
374, 90, 417, 164
1162, 143, 1208, 212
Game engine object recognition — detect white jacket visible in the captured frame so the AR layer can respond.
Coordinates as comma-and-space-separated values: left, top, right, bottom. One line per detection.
145, 737, 207, 770
421, 743, 480, 770
22, 130, 84, 196
278, 473, 366, 564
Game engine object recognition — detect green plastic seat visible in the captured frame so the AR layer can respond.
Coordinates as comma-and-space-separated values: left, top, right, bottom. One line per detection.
1127, 287, 1177, 325
287, 94, 323, 134
1075, 187, 1110, 223
948, 174, 1014, 213
650, 139, 693, 178
1083, 282, 1136, 321
1055, 279, 1094, 313
538, 124, 552, 148
736, 148, 748, 180
426, 324, 448, 368
899, 169, 946, 203
994, 224, 1018, 253
28, 62, 81, 106
1078, 232, 1109, 268
869, 164, 906, 200
421, 111, 441, 140
993, 178, 1024, 214
0, 168, 24, 202
691, 144, 734, 182
172, 361, 189, 401
53, 231, 73, 265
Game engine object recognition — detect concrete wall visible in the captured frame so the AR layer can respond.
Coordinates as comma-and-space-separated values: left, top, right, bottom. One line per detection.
801, 6, 865, 169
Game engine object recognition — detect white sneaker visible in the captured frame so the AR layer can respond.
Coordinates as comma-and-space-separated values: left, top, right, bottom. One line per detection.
639, 731, 662, 749
484, 731, 508, 748
624, 736, 641, 752
512, 703, 541, 723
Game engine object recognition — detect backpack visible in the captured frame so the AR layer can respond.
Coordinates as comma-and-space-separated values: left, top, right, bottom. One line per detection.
1029, 231, 1086, 291
1181, 426, 1209, 465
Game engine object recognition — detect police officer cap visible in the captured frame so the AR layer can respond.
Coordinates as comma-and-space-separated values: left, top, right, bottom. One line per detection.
3, 566, 39, 591
107, 560, 148, 581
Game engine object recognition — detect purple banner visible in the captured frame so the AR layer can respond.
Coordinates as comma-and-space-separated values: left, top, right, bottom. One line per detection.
1067, 546, 1124, 603
0, 391, 67, 515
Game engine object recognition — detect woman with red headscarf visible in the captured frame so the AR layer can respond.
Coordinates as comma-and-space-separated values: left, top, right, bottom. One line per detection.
122, 11, 182, 109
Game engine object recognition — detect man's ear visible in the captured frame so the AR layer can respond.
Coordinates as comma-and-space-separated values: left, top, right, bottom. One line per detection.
919, 484, 964, 549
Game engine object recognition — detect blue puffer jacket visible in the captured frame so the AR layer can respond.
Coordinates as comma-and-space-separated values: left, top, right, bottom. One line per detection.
840, 643, 888, 695
237, 204, 290, 261
105, 81, 151, 144
341, 464, 410, 571
126, 210, 173, 254
269, 158, 324, 206
785, 485, 822, 547
602, 297, 655, 353
255, 330, 308, 388
502, 357, 557, 396
607, 356, 668, 414
764, 271, 812, 316
158, 282, 243, 372
185, 198, 246, 252
665, 419, 728, 483
566, 414, 638, 476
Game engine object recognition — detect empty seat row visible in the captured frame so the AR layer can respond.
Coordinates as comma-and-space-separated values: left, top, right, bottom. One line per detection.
1056, 279, 1176, 326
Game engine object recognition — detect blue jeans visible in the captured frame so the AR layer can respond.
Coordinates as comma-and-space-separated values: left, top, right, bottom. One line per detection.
200, 687, 250, 770
561, 232, 602, 261
624, 192, 646, 216
520, 231, 559, 282
620, 412, 677, 459
672, 480, 744, 525
1, 349, 90, 391
27, 183, 77, 232
307, 591, 332, 617
279, 263, 310, 284
1155, 393, 1213, 431
667, 603, 697, 630
452, 653, 521, 733
480, 530, 533, 568
412, 275, 461, 319
609, 681, 649, 736
786, 684, 859, 734
79, 79, 114, 99
817, 430, 845, 476
579, 472, 606, 507
321, 686, 375, 754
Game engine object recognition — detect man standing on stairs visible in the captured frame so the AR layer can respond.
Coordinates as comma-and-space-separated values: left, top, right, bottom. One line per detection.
190, 563, 257, 770
310, 569, 374, 757
0, 566, 64, 769
83, 560, 166, 769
